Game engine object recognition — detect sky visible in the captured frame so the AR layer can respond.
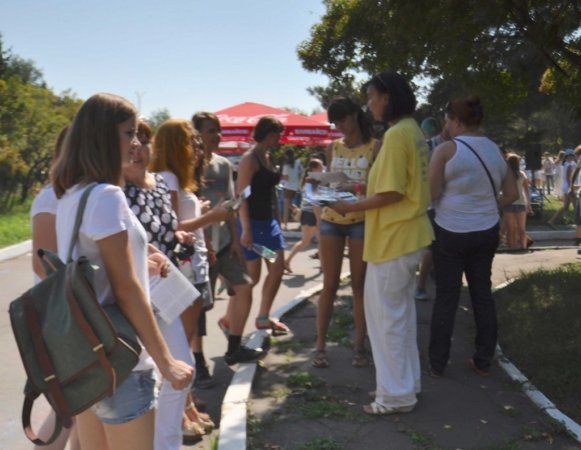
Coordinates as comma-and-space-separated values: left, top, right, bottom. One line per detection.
1, 0, 331, 119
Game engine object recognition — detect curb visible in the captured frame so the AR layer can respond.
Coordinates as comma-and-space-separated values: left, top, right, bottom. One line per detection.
0, 229, 573, 263
528, 229, 575, 241
493, 279, 581, 444
217, 272, 351, 450
0, 240, 31, 262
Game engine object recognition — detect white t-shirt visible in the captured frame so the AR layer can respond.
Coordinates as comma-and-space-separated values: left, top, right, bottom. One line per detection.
158, 171, 209, 284
282, 160, 302, 191
30, 185, 58, 218
56, 183, 154, 371
30, 186, 58, 284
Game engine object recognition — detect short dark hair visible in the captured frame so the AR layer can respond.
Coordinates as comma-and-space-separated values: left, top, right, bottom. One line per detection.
366, 71, 416, 122
191, 111, 220, 132
445, 95, 483, 128
253, 116, 284, 142
327, 97, 373, 143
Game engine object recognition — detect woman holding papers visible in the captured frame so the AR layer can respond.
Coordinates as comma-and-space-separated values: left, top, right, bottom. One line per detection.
312, 97, 378, 369
125, 119, 223, 447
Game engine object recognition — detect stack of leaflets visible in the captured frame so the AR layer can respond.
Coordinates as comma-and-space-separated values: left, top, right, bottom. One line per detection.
304, 187, 358, 206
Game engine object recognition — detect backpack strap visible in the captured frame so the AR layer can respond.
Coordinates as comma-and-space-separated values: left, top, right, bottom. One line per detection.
66, 183, 98, 263
21, 292, 72, 445
22, 388, 65, 446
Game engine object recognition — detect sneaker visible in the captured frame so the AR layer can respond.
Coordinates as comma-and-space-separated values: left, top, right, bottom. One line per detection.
224, 345, 266, 366
194, 365, 216, 389
414, 288, 429, 301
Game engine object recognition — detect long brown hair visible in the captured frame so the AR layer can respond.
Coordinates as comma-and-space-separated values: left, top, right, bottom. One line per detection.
52, 93, 137, 197
150, 119, 197, 192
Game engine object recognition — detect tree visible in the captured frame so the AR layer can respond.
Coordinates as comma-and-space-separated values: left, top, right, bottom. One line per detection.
298, 0, 581, 116
148, 108, 171, 133
307, 76, 364, 110
0, 33, 82, 209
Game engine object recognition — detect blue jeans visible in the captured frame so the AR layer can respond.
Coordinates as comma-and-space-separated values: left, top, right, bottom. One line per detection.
428, 222, 499, 373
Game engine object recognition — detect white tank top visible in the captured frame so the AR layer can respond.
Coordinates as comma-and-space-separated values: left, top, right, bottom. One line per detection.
435, 136, 507, 233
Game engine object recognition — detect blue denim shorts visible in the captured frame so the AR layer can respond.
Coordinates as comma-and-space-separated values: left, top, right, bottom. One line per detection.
319, 219, 364, 240
237, 218, 285, 261
92, 369, 157, 425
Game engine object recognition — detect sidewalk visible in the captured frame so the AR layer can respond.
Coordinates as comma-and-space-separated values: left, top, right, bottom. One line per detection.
1, 229, 579, 449
247, 247, 581, 450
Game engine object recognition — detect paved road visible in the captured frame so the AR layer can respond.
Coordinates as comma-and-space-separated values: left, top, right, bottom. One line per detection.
0, 236, 344, 449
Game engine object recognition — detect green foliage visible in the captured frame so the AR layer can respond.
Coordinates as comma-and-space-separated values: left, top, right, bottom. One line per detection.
147, 108, 171, 133
286, 372, 325, 389
0, 33, 82, 211
0, 197, 32, 247
298, 0, 581, 147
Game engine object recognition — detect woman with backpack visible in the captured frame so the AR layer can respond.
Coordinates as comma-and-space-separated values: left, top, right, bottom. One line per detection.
51, 93, 193, 450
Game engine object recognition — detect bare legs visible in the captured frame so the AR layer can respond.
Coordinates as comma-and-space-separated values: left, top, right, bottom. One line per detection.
245, 250, 285, 320
76, 408, 155, 450
229, 283, 253, 336
505, 211, 529, 248
549, 193, 576, 226
285, 224, 318, 271
315, 234, 367, 357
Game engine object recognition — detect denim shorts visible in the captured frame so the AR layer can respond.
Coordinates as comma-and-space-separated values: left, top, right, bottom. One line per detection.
237, 218, 285, 261
319, 219, 364, 240
300, 210, 317, 227
92, 369, 157, 425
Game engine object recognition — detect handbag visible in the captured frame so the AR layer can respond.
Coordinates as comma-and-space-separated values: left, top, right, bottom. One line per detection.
9, 184, 141, 445
455, 138, 501, 211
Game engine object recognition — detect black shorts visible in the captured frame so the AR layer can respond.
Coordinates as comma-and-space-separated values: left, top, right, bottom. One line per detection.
300, 210, 317, 227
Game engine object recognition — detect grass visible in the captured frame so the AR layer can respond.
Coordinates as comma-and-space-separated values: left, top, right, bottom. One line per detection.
327, 296, 355, 345
527, 194, 575, 226
287, 372, 325, 389
406, 430, 443, 449
496, 263, 581, 422
0, 198, 32, 248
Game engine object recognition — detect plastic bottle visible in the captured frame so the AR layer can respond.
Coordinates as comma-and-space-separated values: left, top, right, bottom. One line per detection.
251, 243, 277, 263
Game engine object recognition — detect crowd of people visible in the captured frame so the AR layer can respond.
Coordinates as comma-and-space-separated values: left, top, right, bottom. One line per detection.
27, 68, 581, 449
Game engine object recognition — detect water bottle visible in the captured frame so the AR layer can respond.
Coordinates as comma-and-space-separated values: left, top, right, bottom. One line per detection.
251, 243, 277, 263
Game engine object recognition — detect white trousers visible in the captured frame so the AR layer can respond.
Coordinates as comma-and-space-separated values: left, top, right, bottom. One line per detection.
154, 316, 194, 450
364, 249, 423, 407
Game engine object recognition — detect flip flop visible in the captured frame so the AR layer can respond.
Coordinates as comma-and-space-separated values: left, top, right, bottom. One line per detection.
352, 350, 370, 368
312, 349, 329, 368
255, 316, 290, 336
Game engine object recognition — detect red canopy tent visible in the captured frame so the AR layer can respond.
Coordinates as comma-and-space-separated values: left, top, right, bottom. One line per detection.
214, 102, 330, 146
309, 112, 343, 145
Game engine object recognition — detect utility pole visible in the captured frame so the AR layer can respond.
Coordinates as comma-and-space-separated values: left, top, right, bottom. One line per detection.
136, 91, 146, 113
